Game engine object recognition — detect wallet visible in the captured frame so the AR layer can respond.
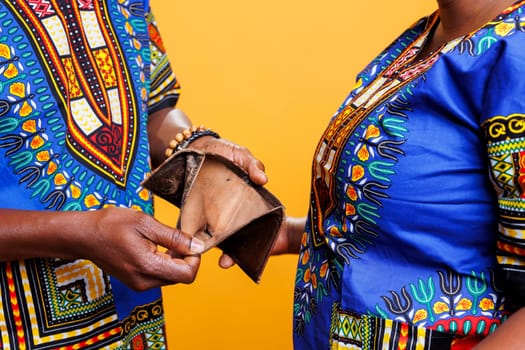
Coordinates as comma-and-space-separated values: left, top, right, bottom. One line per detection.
141, 149, 284, 283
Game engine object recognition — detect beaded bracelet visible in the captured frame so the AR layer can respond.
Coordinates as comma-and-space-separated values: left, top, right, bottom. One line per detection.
164, 125, 220, 158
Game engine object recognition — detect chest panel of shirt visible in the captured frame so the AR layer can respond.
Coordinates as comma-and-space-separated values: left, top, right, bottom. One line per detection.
308, 17, 441, 248
6, 0, 139, 186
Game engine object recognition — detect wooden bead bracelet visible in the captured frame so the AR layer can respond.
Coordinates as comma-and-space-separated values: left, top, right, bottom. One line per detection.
164, 125, 220, 158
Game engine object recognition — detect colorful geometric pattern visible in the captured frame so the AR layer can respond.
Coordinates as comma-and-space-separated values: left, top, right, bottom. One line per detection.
12, 0, 137, 187
330, 304, 455, 350
0, 0, 180, 348
483, 112, 525, 308
372, 269, 506, 335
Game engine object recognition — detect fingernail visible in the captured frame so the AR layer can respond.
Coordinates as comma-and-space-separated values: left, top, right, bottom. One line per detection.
190, 238, 205, 254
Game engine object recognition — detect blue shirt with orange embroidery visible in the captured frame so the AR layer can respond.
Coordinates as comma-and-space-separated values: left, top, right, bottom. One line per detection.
294, 1, 525, 349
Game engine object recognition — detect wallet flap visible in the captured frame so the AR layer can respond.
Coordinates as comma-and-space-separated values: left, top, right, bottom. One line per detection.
141, 150, 206, 207
218, 207, 283, 283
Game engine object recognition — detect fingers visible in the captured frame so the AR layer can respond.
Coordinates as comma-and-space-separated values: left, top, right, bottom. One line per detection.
152, 223, 205, 256
146, 223, 204, 282
192, 137, 268, 185
89, 209, 206, 290
189, 237, 205, 254
218, 253, 236, 269
132, 254, 201, 291
135, 212, 205, 255
229, 143, 268, 185
156, 254, 201, 285
247, 158, 268, 185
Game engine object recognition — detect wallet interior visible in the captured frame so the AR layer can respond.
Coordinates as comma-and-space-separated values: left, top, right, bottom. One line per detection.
142, 150, 284, 283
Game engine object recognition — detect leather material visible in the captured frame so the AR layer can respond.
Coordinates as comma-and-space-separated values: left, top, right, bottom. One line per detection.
141, 149, 284, 283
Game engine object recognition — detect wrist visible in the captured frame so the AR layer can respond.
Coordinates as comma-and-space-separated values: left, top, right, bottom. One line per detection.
42, 211, 90, 260
164, 125, 220, 158
287, 216, 306, 254
0, 210, 88, 261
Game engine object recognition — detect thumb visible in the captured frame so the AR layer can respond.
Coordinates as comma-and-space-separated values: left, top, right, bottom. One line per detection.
154, 224, 206, 256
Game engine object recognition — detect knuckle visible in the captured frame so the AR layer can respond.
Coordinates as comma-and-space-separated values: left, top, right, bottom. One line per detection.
177, 258, 199, 284
132, 209, 149, 228
168, 229, 187, 249
180, 267, 198, 284
253, 158, 265, 170
236, 144, 248, 153
133, 281, 150, 292
127, 275, 149, 292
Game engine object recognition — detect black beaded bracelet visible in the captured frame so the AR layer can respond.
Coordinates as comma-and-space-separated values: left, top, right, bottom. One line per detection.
178, 129, 220, 150
164, 125, 220, 158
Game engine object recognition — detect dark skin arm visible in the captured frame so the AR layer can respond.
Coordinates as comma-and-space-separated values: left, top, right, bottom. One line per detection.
0, 107, 267, 291
0, 207, 203, 290
269, 216, 305, 255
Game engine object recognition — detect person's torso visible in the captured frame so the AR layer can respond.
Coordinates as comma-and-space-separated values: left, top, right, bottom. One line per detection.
294, 3, 525, 348
0, 1, 165, 349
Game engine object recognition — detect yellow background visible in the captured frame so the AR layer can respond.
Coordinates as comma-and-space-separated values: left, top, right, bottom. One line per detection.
151, 1, 436, 349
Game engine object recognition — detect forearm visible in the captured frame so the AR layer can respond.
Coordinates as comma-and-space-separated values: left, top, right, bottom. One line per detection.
147, 107, 194, 167
0, 209, 89, 262
0, 207, 204, 289
473, 307, 525, 349
286, 216, 306, 254
272, 216, 306, 255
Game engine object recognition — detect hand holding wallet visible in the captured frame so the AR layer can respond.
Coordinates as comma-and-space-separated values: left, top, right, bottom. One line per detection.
141, 149, 284, 283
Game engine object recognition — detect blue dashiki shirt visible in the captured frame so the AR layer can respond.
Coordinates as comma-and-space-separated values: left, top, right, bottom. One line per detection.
294, 1, 525, 349
0, 0, 179, 348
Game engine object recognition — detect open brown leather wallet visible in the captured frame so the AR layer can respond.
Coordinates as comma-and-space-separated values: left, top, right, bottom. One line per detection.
141, 149, 284, 283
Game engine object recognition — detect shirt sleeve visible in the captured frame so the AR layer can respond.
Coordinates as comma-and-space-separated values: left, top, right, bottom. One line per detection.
146, 9, 181, 114
481, 29, 525, 310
